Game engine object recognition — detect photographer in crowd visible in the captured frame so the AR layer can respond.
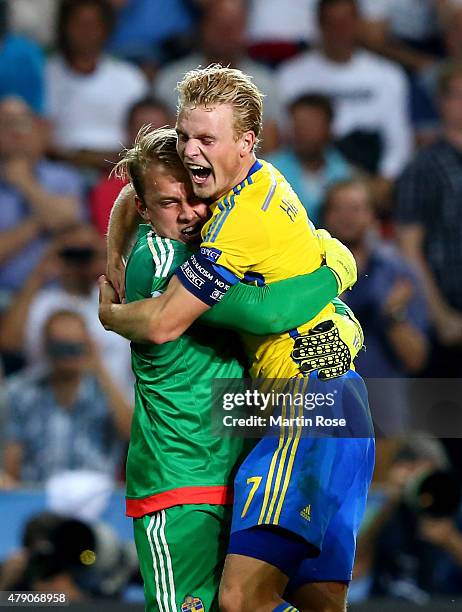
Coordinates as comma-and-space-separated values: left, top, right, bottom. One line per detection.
0, 223, 132, 394
3, 309, 130, 484
356, 438, 462, 601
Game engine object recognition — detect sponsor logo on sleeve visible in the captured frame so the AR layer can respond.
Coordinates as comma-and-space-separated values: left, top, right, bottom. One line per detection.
180, 260, 205, 288
200, 246, 222, 262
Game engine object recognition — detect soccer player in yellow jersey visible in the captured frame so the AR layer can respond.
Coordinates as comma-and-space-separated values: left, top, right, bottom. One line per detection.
100, 66, 374, 612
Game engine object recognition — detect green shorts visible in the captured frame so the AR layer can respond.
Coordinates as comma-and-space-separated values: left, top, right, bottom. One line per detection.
133, 504, 231, 612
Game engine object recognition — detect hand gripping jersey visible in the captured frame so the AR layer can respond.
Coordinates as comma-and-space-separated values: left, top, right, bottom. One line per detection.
124, 225, 246, 518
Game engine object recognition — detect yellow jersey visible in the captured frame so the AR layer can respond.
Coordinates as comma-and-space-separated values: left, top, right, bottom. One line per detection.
200, 159, 336, 379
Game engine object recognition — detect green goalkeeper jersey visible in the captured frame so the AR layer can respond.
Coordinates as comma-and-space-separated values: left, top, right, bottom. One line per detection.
125, 225, 246, 518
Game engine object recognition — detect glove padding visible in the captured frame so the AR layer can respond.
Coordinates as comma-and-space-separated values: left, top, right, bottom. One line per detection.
290, 313, 364, 380
317, 229, 357, 293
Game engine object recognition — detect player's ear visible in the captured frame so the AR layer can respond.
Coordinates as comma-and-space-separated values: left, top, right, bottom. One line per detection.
135, 195, 150, 222
240, 131, 256, 156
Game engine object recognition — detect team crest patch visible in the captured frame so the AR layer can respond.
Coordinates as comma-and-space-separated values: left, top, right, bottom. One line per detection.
181, 595, 205, 612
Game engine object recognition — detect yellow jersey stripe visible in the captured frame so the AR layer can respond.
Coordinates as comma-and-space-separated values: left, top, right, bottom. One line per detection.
263, 380, 297, 524
257, 395, 288, 525
210, 196, 235, 243
274, 377, 306, 524
204, 197, 227, 242
260, 164, 277, 212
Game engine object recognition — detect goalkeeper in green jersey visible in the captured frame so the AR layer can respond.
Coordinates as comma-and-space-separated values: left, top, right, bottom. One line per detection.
102, 127, 360, 612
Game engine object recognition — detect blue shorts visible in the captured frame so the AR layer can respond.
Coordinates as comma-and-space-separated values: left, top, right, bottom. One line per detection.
228, 370, 375, 584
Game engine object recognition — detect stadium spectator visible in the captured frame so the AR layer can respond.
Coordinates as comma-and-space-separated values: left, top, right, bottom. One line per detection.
89, 96, 170, 236
323, 179, 427, 435
154, 0, 281, 153
419, 4, 462, 110
277, 0, 412, 183
46, 0, 148, 170
357, 0, 444, 72
396, 61, 462, 378
323, 179, 429, 378
3, 310, 131, 485
0, 96, 84, 302
247, 0, 446, 69
106, 0, 196, 70
8, 0, 59, 48
0, 224, 133, 396
0, 2, 45, 114
0, 511, 138, 599
247, 0, 316, 66
360, 439, 462, 599
268, 93, 353, 224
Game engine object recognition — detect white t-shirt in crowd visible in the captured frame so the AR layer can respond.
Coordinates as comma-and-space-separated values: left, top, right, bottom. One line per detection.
25, 286, 134, 400
247, 0, 318, 44
277, 49, 412, 178
46, 54, 148, 152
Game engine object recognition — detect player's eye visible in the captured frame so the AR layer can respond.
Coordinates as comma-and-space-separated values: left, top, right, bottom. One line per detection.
201, 138, 214, 145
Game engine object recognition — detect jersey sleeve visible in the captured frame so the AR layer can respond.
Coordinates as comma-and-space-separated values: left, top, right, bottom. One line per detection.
175, 195, 271, 306
200, 197, 269, 280
125, 233, 188, 302
200, 267, 339, 334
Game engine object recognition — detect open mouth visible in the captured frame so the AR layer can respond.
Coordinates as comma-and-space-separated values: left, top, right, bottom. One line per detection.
181, 221, 202, 241
188, 164, 212, 185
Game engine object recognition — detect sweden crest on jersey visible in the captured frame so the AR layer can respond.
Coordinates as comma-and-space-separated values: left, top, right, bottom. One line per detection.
181, 595, 205, 612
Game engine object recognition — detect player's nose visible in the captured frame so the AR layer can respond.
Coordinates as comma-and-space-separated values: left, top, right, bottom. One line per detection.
179, 202, 196, 221
183, 139, 200, 159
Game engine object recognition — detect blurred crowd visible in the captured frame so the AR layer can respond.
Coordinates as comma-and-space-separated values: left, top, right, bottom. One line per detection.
1, 0, 462, 603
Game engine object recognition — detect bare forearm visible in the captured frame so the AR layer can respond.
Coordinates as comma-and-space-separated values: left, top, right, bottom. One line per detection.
397, 226, 450, 324
20, 179, 80, 227
107, 184, 140, 257
100, 277, 208, 344
358, 22, 435, 71
3, 443, 22, 481
0, 219, 40, 265
442, 531, 462, 567
365, 39, 434, 71
100, 299, 160, 343
386, 322, 428, 372
50, 148, 119, 171
404, 253, 449, 324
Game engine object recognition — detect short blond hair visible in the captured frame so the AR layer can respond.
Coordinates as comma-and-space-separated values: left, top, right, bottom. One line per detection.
113, 126, 181, 201
177, 64, 264, 147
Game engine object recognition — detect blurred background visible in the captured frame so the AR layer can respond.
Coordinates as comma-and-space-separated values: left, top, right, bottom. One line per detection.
1, 0, 462, 608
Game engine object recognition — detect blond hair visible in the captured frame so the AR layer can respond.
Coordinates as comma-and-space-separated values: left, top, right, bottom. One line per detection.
113, 126, 182, 201
177, 64, 264, 147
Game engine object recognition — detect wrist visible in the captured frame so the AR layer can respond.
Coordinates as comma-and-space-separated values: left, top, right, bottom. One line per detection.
441, 527, 462, 552
99, 302, 116, 331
